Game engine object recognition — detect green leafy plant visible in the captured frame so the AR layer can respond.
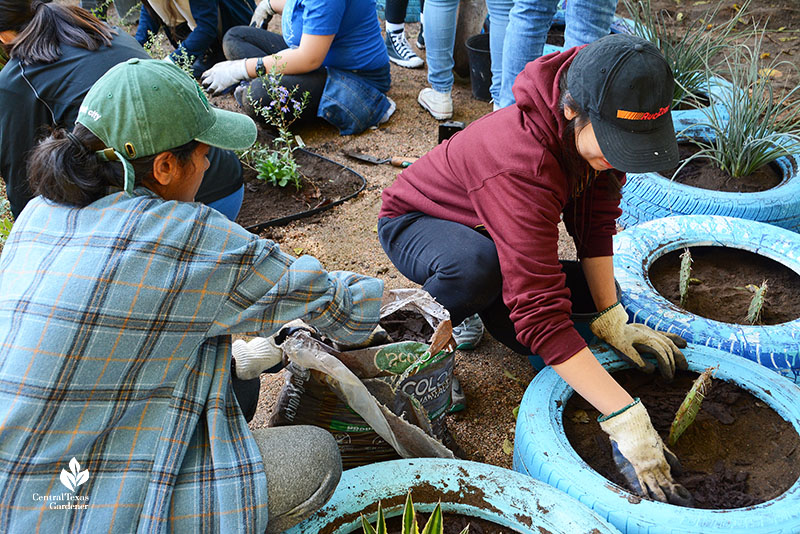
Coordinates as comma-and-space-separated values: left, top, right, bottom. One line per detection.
621, 0, 749, 107
360, 492, 469, 534
142, 31, 195, 78
678, 29, 800, 179
668, 366, 715, 446
742, 280, 768, 325
0, 196, 13, 250
238, 59, 309, 189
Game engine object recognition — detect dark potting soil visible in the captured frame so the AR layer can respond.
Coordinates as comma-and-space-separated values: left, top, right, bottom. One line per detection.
547, 24, 565, 47
658, 143, 782, 193
379, 512, 521, 534
235, 149, 364, 229
649, 246, 800, 325
380, 309, 435, 344
563, 368, 800, 509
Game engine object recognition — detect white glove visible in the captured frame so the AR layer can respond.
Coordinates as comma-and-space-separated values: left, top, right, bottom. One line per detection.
599, 399, 693, 505
232, 336, 283, 380
250, 0, 274, 27
201, 59, 249, 95
590, 302, 687, 380
162, 55, 174, 64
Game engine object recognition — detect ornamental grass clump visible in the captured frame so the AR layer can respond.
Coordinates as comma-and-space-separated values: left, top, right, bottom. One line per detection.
237, 60, 310, 189
621, 0, 748, 108
679, 30, 800, 179
360, 492, 469, 534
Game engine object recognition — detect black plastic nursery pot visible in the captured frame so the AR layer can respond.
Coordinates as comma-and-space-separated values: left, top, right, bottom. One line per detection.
514, 343, 800, 534
284, 459, 619, 534
465, 34, 491, 102
236, 148, 366, 233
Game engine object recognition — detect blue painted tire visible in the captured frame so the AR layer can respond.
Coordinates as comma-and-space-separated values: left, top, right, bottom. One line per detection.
285, 458, 619, 534
513, 343, 800, 534
619, 134, 800, 232
614, 215, 800, 383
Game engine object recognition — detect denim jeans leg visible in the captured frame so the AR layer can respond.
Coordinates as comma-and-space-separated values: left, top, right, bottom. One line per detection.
499, 0, 558, 108
423, 0, 459, 93
563, 0, 618, 49
485, 0, 513, 104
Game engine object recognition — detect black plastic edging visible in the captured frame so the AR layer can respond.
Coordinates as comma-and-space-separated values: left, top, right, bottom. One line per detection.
244, 148, 367, 234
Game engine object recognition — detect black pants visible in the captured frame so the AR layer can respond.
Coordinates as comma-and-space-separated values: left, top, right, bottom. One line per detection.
385, 0, 426, 24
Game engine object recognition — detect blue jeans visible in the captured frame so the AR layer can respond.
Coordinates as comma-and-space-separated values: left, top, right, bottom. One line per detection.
378, 212, 530, 355
498, 0, 618, 108
485, 0, 513, 103
422, 0, 459, 93
206, 185, 244, 221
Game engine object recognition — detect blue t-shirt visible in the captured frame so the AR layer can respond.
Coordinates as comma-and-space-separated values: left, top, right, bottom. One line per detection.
281, 0, 388, 71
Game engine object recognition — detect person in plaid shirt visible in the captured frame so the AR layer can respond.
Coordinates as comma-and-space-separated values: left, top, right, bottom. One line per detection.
0, 58, 382, 533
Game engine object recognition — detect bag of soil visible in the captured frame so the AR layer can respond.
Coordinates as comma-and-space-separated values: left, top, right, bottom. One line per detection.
270, 289, 458, 468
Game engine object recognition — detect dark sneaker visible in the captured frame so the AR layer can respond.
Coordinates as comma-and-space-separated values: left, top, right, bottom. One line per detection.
386, 29, 424, 69
416, 24, 425, 49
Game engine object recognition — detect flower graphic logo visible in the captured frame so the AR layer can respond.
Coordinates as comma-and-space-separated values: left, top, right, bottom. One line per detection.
60, 458, 89, 492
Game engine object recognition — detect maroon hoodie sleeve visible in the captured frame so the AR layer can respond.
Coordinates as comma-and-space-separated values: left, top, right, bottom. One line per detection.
468, 151, 588, 366
563, 170, 625, 258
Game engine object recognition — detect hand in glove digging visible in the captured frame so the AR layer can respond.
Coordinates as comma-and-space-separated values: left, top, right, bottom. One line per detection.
250, 0, 275, 28
600, 399, 694, 506
201, 59, 249, 95
590, 302, 688, 380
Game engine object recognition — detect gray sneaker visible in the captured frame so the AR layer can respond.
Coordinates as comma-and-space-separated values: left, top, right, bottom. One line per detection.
452, 313, 484, 350
386, 29, 424, 68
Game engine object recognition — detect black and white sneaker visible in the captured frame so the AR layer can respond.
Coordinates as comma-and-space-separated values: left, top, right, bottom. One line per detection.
416, 24, 425, 50
385, 29, 424, 69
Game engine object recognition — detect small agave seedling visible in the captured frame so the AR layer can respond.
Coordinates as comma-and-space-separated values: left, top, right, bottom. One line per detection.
744, 280, 768, 325
360, 491, 469, 534
668, 366, 716, 447
678, 248, 693, 308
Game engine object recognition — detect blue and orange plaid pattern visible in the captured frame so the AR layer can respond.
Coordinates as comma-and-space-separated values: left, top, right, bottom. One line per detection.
0, 189, 382, 533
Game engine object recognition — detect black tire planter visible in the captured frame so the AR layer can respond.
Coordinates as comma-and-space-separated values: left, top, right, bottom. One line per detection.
284, 458, 619, 534
513, 342, 800, 534
242, 148, 366, 234
619, 132, 800, 232
614, 215, 800, 384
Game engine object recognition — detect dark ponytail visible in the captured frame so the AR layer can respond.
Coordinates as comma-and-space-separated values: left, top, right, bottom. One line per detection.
27, 124, 200, 208
1, 0, 116, 64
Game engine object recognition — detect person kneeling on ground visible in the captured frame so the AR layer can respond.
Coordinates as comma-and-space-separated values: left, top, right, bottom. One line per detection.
0, 0, 245, 222
378, 34, 694, 505
0, 58, 383, 533
200, 0, 395, 135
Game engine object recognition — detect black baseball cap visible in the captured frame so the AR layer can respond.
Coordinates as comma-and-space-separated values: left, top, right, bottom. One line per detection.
567, 34, 679, 173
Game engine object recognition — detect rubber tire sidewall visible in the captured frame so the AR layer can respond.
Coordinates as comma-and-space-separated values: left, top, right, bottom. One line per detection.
513, 342, 800, 534
614, 214, 800, 383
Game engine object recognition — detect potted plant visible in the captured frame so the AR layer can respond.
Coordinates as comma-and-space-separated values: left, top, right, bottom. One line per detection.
284, 458, 619, 534
513, 342, 800, 534
612, 214, 800, 383
619, 32, 800, 230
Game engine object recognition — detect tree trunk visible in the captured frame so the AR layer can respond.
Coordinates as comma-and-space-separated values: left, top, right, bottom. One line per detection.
454, 0, 488, 78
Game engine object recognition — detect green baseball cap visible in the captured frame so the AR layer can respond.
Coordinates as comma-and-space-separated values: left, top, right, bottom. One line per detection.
76, 58, 257, 193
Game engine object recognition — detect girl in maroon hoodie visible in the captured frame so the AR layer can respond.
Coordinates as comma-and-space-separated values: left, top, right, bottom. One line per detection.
379, 34, 693, 505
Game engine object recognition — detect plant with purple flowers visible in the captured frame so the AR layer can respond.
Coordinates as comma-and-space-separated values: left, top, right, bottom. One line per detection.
239, 59, 310, 189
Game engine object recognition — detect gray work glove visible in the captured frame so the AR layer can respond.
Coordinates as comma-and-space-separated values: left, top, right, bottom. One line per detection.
250, 0, 274, 27
201, 59, 249, 95
590, 302, 688, 380
599, 399, 694, 506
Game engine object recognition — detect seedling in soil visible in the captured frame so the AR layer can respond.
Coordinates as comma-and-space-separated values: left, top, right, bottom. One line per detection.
237, 60, 310, 189
679, 248, 692, 308
668, 366, 716, 447
360, 492, 469, 534
742, 280, 769, 325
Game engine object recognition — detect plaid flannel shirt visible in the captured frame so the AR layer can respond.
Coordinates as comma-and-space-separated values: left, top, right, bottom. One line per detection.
0, 190, 383, 533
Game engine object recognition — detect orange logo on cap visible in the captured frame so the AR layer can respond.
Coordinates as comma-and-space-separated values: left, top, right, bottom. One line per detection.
616, 106, 669, 121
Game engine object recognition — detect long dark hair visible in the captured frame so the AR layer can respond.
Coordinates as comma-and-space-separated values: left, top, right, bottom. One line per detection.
27, 124, 200, 208
0, 0, 115, 64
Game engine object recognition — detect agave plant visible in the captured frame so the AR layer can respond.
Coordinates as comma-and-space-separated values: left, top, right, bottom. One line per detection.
620, 0, 749, 107
360, 491, 469, 534
679, 30, 800, 179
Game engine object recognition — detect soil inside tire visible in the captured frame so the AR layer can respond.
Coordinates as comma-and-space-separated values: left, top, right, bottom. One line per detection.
564, 368, 800, 509
658, 143, 782, 193
378, 511, 521, 534
648, 246, 800, 325
235, 149, 364, 229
